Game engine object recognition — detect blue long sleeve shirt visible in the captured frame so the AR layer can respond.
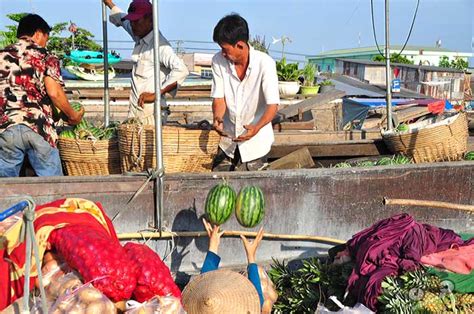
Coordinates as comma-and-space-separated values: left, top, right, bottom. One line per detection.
201, 251, 264, 307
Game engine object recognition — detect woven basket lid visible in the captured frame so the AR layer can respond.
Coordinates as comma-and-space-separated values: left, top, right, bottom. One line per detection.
182, 269, 260, 314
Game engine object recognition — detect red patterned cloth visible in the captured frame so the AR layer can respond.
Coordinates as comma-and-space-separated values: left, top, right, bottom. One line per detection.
0, 37, 64, 147
0, 198, 117, 310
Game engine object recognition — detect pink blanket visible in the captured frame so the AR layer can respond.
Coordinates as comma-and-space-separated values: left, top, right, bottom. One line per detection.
421, 244, 474, 274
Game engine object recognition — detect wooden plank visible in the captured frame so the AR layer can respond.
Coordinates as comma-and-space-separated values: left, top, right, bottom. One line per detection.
363, 105, 430, 129
274, 130, 381, 143
394, 106, 430, 122
267, 147, 315, 170
269, 140, 386, 158
273, 120, 315, 131
276, 89, 346, 120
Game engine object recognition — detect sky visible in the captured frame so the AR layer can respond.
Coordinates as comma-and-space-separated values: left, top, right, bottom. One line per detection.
0, 0, 473, 65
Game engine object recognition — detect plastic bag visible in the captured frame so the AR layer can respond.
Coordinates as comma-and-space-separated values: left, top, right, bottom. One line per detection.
45, 272, 83, 303
125, 296, 185, 314
0, 212, 22, 235
315, 297, 374, 314
50, 281, 116, 314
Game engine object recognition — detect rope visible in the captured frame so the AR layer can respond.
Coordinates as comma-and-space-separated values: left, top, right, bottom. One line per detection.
21, 197, 48, 314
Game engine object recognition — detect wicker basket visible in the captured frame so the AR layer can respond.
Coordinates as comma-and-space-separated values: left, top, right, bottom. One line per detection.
117, 124, 220, 173
382, 112, 468, 163
58, 138, 121, 176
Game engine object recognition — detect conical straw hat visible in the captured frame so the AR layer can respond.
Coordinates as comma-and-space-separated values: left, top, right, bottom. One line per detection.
182, 269, 260, 314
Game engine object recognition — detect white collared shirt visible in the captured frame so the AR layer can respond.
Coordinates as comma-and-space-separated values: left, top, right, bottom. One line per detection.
211, 47, 280, 163
109, 6, 189, 112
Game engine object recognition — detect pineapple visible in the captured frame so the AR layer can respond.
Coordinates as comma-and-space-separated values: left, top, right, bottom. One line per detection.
418, 291, 446, 313
455, 293, 474, 313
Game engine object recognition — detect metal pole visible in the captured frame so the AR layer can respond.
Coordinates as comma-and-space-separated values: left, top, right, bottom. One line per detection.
152, 0, 164, 235
385, 0, 393, 130
102, 1, 110, 126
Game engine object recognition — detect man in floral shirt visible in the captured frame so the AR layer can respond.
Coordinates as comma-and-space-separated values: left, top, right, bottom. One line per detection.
0, 14, 84, 177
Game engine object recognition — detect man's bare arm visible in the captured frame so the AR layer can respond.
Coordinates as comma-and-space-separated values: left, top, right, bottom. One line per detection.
212, 98, 227, 135
44, 77, 84, 125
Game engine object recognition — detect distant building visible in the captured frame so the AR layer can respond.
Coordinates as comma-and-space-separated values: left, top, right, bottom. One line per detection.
182, 53, 214, 78
307, 45, 472, 73
334, 58, 466, 100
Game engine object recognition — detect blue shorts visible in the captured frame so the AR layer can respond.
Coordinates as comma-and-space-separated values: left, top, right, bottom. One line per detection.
0, 125, 63, 177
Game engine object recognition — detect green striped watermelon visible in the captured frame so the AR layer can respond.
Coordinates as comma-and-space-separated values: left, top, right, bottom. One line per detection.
465, 151, 474, 161
59, 129, 76, 139
204, 183, 236, 225
235, 186, 265, 228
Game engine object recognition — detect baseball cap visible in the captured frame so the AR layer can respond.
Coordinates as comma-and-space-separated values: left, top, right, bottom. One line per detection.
122, 0, 152, 21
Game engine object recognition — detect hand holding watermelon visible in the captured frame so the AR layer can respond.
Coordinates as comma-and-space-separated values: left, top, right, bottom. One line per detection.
240, 227, 264, 263
203, 218, 224, 254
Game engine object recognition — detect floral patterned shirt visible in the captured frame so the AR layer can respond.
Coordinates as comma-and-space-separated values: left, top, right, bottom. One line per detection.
0, 38, 64, 147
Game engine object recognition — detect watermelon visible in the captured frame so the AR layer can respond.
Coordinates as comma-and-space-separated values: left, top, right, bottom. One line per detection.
59, 129, 76, 139
204, 183, 236, 225
465, 151, 474, 161
235, 186, 265, 228
70, 102, 83, 112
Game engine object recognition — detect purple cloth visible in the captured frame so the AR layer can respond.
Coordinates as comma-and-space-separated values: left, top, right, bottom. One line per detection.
346, 213, 468, 310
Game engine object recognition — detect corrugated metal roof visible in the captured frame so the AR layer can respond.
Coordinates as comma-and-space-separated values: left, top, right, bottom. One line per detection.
336, 58, 465, 73
326, 74, 430, 99
307, 45, 470, 58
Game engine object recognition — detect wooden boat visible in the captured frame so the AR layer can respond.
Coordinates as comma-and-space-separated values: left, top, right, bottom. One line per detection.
1, 162, 473, 277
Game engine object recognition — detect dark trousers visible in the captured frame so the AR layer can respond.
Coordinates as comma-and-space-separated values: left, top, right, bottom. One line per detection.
212, 146, 267, 172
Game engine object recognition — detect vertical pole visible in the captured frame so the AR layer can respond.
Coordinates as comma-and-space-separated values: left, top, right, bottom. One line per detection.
385, 0, 393, 130
152, 0, 164, 235
102, 1, 110, 127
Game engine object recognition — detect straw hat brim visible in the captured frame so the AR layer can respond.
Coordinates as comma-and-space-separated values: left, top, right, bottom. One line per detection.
182, 269, 260, 314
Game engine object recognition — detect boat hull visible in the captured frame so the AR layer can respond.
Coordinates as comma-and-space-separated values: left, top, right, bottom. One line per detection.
1, 163, 473, 275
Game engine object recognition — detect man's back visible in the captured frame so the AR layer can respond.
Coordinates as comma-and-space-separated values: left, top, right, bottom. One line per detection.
0, 38, 62, 146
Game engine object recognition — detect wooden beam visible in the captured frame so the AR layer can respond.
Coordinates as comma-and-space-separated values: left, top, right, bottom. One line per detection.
269, 140, 387, 158
274, 130, 382, 144
267, 147, 315, 170
273, 120, 315, 131
276, 89, 346, 120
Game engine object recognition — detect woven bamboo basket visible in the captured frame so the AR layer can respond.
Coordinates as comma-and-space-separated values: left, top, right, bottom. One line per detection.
58, 138, 121, 176
382, 112, 468, 163
117, 124, 220, 173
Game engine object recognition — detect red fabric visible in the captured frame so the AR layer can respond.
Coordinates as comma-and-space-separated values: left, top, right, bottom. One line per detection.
421, 244, 474, 274
427, 100, 445, 114
124, 242, 182, 302
345, 213, 474, 310
0, 198, 116, 310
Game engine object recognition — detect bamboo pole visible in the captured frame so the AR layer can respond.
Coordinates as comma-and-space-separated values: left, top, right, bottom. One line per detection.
383, 197, 474, 213
117, 230, 345, 245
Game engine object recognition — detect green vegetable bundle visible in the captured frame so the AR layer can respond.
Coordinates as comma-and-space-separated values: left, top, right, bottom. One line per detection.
59, 118, 118, 141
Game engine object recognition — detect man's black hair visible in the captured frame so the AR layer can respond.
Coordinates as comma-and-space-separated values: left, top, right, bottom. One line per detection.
17, 14, 52, 38
213, 14, 249, 46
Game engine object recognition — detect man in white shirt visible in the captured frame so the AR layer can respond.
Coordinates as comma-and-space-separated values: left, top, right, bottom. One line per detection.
103, 0, 189, 124
211, 14, 279, 171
